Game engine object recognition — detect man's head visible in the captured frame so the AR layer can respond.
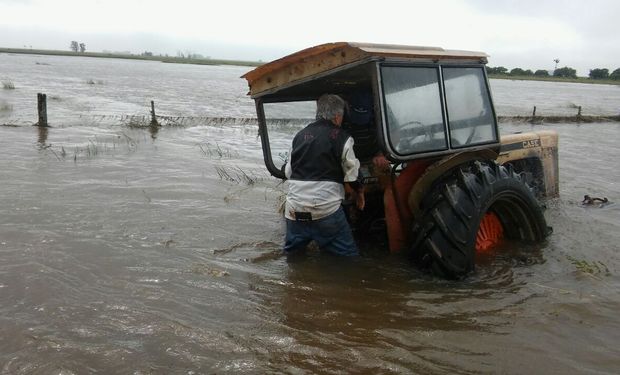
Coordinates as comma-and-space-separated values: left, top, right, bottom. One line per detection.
316, 94, 346, 126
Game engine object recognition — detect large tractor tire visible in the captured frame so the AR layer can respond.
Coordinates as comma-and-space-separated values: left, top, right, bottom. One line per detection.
410, 160, 549, 279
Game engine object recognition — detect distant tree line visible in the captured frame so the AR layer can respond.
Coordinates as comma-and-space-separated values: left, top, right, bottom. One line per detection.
176, 51, 209, 59
486, 65, 620, 80
588, 68, 620, 80
69, 41, 86, 53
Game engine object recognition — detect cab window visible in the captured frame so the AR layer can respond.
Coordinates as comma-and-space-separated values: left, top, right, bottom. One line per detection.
442, 67, 497, 147
380, 66, 447, 155
262, 101, 316, 171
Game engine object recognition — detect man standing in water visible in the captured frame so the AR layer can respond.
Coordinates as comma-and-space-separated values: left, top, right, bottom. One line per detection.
283, 94, 365, 256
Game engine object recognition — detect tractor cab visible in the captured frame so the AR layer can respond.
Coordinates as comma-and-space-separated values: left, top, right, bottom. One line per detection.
243, 42, 499, 180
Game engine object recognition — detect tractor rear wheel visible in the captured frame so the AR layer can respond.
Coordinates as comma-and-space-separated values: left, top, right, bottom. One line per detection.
410, 160, 549, 279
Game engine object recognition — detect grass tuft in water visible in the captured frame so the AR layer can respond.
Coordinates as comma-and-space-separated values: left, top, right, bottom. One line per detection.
197, 142, 235, 159
85, 79, 104, 85
215, 165, 263, 185
39, 133, 142, 162
2, 80, 15, 89
567, 256, 611, 276
0, 101, 13, 112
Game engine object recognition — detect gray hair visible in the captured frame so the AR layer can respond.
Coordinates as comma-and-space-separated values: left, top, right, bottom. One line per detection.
316, 94, 346, 122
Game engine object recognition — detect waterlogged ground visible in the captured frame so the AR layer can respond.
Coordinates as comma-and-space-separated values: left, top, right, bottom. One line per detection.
1, 54, 620, 374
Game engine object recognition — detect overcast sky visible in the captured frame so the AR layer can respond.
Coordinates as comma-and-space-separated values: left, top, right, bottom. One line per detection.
1, 0, 618, 75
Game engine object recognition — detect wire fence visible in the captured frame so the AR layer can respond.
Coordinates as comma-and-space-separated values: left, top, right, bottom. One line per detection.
2, 94, 620, 129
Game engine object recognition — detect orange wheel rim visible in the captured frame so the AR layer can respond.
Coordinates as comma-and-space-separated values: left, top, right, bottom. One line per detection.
476, 212, 504, 253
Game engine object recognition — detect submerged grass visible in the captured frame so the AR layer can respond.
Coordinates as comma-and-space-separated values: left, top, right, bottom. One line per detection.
38, 133, 142, 162
2, 80, 15, 89
0, 101, 13, 112
213, 165, 271, 204
215, 165, 262, 186
567, 256, 611, 277
85, 79, 104, 85
197, 142, 236, 159
71, 133, 139, 161
121, 115, 258, 128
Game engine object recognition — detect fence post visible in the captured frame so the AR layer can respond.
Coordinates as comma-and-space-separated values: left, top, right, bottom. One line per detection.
150, 100, 159, 126
37, 93, 48, 127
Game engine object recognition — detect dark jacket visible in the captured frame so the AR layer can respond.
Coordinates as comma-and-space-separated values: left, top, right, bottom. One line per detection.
289, 119, 351, 183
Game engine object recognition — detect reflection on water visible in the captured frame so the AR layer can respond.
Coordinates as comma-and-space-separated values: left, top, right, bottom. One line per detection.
148, 123, 160, 140
37, 125, 48, 146
1, 53, 620, 373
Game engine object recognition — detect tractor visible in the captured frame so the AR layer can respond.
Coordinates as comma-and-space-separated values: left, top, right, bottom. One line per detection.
242, 42, 558, 278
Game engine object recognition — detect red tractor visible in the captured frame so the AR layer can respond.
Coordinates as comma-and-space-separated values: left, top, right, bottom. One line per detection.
243, 42, 558, 278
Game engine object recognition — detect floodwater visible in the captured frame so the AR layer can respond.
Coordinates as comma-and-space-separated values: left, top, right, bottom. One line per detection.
1, 53, 620, 374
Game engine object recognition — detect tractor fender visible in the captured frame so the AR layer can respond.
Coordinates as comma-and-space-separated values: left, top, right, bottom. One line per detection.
497, 130, 559, 199
384, 150, 497, 253
407, 149, 498, 218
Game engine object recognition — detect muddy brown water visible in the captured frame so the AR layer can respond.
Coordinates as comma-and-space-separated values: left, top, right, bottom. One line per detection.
1, 54, 620, 374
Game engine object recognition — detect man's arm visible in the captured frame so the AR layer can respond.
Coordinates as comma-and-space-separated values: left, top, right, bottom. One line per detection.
283, 147, 292, 179
341, 137, 365, 210
341, 137, 360, 182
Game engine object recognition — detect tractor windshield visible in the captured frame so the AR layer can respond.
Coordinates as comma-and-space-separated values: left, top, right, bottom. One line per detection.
380, 64, 498, 157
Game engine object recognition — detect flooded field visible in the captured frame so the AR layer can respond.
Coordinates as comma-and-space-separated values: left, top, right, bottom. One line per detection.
1, 53, 620, 374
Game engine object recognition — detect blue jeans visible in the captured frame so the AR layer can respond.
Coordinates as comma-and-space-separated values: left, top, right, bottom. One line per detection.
284, 206, 359, 256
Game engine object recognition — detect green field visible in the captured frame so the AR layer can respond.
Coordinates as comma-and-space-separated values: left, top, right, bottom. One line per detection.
0, 47, 263, 67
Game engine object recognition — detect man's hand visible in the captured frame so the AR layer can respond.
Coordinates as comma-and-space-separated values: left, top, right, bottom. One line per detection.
345, 183, 365, 211
373, 154, 390, 171
355, 188, 365, 210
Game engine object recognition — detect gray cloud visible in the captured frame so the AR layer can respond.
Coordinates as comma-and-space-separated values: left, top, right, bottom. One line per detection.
466, 0, 620, 73
0, 0, 33, 4
468, 0, 620, 38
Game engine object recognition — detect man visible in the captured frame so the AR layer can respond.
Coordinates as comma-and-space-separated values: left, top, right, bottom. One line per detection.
283, 94, 364, 256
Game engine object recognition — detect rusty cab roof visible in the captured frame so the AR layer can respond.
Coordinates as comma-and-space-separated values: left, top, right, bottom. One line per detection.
242, 42, 489, 99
